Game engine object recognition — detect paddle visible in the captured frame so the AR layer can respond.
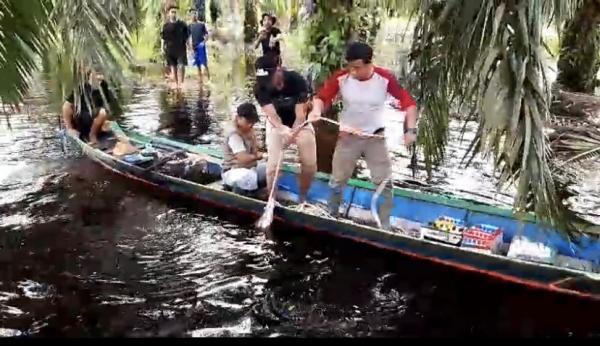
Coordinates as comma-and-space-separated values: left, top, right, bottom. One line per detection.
256, 120, 311, 231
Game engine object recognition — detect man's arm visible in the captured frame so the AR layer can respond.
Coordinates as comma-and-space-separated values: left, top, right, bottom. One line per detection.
293, 103, 307, 129
62, 101, 75, 130
292, 74, 309, 129
160, 24, 167, 53
308, 71, 342, 120
254, 29, 266, 49
261, 104, 286, 129
234, 151, 262, 166
380, 68, 419, 144
229, 134, 262, 165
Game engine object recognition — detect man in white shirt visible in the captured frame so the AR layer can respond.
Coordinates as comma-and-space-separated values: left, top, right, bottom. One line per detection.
221, 103, 267, 195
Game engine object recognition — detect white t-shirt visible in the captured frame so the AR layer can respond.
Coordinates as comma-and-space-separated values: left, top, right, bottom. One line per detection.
228, 133, 247, 154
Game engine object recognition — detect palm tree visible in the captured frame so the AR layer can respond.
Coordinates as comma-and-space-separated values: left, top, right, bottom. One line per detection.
556, 0, 600, 93
244, 0, 258, 43
0, 0, 138, 108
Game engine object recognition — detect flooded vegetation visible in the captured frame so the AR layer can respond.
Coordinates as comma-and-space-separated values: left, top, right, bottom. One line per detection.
1, 0, 600, 337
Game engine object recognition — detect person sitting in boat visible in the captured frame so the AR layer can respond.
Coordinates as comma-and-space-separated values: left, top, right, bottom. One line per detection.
221, 102, 268, 196
254, 56, 317, 205
62, 69, 114, 145
308, 42, 419, 229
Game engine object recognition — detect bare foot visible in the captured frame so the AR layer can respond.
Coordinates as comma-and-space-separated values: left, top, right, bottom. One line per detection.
88, 137, 99, 146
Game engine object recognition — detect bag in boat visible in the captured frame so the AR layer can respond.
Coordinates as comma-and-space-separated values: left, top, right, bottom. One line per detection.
158, 159, 218, 184
507, 236, 557, 265
390, 217, 422, 239
460, 224, 504, 254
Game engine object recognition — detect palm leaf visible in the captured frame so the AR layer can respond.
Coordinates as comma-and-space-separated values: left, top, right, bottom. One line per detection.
0, 0, 52, 104
42, 0, 138, 111
411, 0, 584, 235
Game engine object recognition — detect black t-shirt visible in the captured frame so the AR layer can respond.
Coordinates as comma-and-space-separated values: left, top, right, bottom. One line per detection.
189, 22, 208, 47
162, 20, 190, 56
254, 70, 309, 128
259, 27, 281, 57
66, 81, 111, 117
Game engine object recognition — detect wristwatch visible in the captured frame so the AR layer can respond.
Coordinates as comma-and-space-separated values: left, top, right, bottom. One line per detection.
404, 128, 418, 135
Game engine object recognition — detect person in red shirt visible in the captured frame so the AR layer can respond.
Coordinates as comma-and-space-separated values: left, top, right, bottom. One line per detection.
308, 42, 418, 229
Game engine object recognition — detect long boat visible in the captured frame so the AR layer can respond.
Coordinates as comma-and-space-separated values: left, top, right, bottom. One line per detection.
64, 123, 600, 301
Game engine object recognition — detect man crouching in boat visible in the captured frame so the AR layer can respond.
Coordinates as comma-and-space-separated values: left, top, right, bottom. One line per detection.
254, 56, 317, 205
221, 102, 268, 196
62, 69, 113, 145
308, 42, 418, 230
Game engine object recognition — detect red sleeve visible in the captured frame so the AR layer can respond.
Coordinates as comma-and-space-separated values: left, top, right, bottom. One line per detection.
316, 70, 346, 109
375, 67, 417, 111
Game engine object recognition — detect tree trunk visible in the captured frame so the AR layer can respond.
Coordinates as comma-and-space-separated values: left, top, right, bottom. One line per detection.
556, 0, 600, 93
243, 0, 257, 43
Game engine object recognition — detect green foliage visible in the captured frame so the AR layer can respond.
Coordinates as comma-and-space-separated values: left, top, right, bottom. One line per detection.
303, 0, 356, 88
244, 0, 258, 43
43, 0, 137, 110
0, 0, 137, 110
0, 0, 52, 104
411, 0, 585, 235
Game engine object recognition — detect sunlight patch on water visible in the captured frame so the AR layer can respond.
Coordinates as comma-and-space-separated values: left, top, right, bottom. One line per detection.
189, 316, 253, 337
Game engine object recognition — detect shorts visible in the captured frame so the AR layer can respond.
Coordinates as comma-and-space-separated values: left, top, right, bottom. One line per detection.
166, 51, 187, 67
193, 42, 208, 67
265, 122, 317, 181
74, 109, 106, 140
329, 133, 392, 187
222, 163, 267, 191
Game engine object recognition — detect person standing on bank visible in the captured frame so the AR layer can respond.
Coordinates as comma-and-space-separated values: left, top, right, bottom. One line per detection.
161, 5, 190, 90
188, 10, 210, 80
254, 14, 282, 65
308, 42, 418, 229
254, 56, 317, 205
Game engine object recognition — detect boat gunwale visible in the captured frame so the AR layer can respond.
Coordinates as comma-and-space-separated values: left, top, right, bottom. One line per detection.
118, 126, 539, 223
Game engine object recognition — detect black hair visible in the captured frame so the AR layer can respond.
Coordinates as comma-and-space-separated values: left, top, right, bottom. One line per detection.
237, 102, 259, 123
261, 13, 271, 22
167, 5, 179, 12
270, 15, 277, 25
345, 42, 373, 64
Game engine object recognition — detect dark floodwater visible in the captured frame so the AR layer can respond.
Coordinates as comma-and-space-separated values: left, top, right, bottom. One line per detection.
2, 45, 600, 337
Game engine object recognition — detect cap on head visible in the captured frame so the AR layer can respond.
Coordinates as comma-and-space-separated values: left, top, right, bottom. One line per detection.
237, 102, 259, 124
345, 42, 373, 64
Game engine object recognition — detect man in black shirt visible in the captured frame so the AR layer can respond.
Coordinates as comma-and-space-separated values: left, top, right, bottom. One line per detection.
62, 69, 113, 145
161, 5, 190, 90
254, 14, 282, 65
254, 56, 317, 204
188, 10, 210, 80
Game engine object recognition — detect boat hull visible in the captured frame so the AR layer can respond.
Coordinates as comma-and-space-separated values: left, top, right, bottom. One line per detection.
65, 128, 600, 301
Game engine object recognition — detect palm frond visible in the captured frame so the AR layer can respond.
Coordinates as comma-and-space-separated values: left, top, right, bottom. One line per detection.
0, 0, 52, 104
412, 0, 580, 234
43, 0, 138, 111
551, 127, 600, 164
